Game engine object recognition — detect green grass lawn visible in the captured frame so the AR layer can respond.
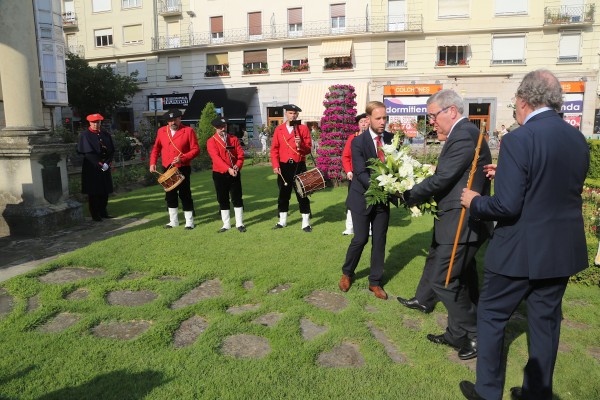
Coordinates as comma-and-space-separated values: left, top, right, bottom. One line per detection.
1, 165, 599, 399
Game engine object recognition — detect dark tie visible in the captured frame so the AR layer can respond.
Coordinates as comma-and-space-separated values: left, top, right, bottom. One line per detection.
375, 136, 385, 162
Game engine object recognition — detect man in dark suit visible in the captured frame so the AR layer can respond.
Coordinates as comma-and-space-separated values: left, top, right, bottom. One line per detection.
459, 69, 589, 400
338, 101, 393, 300
399, 89, 492, 360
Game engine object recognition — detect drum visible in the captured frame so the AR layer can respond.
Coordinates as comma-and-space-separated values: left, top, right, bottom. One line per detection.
294, 168, 326, 198
157, 166, 185, 192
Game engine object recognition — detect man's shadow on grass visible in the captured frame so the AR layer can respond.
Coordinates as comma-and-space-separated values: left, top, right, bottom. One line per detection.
36, 369, 169, 400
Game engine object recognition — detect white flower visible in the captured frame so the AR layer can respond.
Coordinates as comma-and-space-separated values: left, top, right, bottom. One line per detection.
410, 206, 422, 217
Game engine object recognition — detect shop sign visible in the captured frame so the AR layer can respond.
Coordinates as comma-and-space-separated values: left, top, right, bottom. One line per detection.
560, 81, 585, 94
384, 97, 428, 115
389, 115, 418, 137
563, 114, 581, 129
384, 84, 443, 96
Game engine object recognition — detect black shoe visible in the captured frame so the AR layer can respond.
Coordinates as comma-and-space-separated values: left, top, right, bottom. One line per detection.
237, 225, 247, 232
426, 333, 461, 350
510, 387, 523, 400
458, 338, 477, 360
272, 223, 285, 229
185, 226, 194, 230
302, 225, 312, 232
164, 224, 173, 229
397, 296, 433, 313
459, 381, 485, 400
101, 214, 115, 219
218, 227, 229, 233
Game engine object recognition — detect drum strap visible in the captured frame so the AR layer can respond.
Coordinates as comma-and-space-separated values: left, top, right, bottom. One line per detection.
212, 134, 235, 168
281, 131, 300, 156
167, 128, 183, 165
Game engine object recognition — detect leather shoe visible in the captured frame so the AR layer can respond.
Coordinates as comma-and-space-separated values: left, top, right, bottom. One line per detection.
218, 227, 229, 233
185, 226, 194, 230
510, 387, 523, 400
338, 275, 351, 292
272, 223, 285, 229
458, 338, 477, 360
369, 285, 388, 300
459, 381, 485, 400
302, 225, 312, 232
397, 296, 433, 313
237, 225, 247, 232
426, 333, 461, 350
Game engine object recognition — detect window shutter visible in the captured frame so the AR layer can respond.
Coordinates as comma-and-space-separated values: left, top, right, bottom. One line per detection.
495, 0, 527, 14
248, 12, 262, 35
387, 41, 405, 61
283, 47, 308, 60
559, 32, 581, 58
207, 53, 228, 65
330, 3, 345, 17
438, 0, 469, 17
493, 36, 525, 61
244, 50, 267, 64
211, 16, 223, 33
123, 24, 143, 43
168, 57, 181, 76
288, 8, 302, 24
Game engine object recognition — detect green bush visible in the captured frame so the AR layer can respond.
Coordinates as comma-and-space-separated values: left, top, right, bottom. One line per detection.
587, 139, 600, 179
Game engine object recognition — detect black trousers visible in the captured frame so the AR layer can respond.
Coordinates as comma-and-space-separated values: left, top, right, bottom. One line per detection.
88, 194, 109, 219
164, 166, 194, 211
212, 171, 243, 210
341, 204, 389, 286
277, 161, 311, 214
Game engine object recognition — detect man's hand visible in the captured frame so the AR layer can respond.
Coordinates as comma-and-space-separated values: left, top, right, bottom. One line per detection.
150, 165, 157, 173
273, 167, 281, 175
461, 188, 480, 209
346, 171, 353, 180
294, 136, 301, 149
483, 164, 497, 180
172, 155, 181, 164
228, 168, 237, 177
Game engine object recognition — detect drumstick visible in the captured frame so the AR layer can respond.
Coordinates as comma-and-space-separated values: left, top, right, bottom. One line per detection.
277, 171, 288, 186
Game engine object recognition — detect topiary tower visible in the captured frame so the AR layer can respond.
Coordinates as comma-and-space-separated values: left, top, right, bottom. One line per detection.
316, 84, 357, 186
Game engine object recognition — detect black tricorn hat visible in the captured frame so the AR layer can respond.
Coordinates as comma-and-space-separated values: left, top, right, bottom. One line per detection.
355, 113, 367, 123
211, 117, 227, 128
163, 109, 182, 120
282, 104, 302, 112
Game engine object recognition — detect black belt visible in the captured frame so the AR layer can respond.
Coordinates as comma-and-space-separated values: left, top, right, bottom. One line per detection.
286, 159, 297, 164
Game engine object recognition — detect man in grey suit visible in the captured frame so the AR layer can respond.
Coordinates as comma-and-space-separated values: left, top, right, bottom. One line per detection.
338, 101, 394, 300
459, 69, 589, 400
400, 89, 492, 360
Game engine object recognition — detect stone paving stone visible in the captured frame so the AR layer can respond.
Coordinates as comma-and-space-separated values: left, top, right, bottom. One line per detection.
562, 318, 590, 330
65, 288, 90, 301
27, 294, 40, 312
227, 304, 261, 315
402, 317, 421, 331
558, 341, 572, 353
305, 290, 348, 313
170, 279, 223, 310
37, 312, 81, 333
92, 320, 151, 340
252, 312, 283, 327
565, 299, 591, 308
587, 347, 600, 363
300, 318, 328, 341
106, 290, 158, 306
38, 267, 105, 284
157, 276, 182, 282
268, 283, 291, 294
367, 322, 407, 363
0, 288, 14, 318
119, 272, 147, 281
317, 342, 364, 368
448, 352, 476, 372
221, 334, 271, 359
364, 305, 378, 313
173, 315, 209, 349
435, 313, 447, 330
242, 281, 254, 290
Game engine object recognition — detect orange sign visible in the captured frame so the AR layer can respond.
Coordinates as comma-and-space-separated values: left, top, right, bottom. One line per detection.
560, 81, 585, 93
384, 84, 443, 96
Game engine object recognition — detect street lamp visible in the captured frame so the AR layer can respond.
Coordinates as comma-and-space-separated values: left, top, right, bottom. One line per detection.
150, 92, 158, 133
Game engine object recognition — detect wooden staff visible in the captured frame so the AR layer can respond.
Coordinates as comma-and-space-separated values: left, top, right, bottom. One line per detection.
445, 121, 486, 287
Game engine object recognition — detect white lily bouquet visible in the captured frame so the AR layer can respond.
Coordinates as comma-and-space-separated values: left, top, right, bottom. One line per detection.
365, 133, 437, 217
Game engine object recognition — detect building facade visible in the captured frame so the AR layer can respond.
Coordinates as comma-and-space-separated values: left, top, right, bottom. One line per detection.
44, 0, 600, 138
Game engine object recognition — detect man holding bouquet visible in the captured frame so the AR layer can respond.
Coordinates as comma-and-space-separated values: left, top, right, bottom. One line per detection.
338, 101, 394, 300
399, 89, 492, 360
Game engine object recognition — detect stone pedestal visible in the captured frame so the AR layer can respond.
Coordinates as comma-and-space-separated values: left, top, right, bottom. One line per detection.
0, 129, 82, 237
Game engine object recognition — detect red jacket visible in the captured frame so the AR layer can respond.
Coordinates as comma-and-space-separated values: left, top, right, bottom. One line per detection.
270, 123, 312, 168
207, 133, 244, 173
150, 124, 200, 168
342, 133, 360, 173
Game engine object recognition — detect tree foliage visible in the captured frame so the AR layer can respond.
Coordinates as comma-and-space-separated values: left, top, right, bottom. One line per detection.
65, 53, 140, 119
196, 102, 218, 152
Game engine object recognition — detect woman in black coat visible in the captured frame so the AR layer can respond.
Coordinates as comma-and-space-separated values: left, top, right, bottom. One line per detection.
77, 113, 115, 221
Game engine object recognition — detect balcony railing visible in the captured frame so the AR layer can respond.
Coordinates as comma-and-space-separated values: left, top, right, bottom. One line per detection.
152, 15, 423, 51
544, 4, 595, 25
62, 12, 78, 28
158, 0, 182, 16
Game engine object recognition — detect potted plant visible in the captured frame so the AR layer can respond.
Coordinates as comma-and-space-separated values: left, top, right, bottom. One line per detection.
436, 60, 446, 66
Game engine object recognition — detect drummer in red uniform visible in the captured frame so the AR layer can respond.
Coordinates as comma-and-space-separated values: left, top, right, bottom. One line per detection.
150, 109, 200, 229
270, 104, 313, 232
207, 117, 246, 233
341, 113, 369, 235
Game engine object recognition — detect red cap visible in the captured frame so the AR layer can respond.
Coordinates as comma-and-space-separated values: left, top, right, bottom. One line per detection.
86, 113, 104, 122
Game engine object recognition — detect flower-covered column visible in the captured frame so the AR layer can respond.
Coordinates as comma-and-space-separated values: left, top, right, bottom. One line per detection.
316, 84, 357, 185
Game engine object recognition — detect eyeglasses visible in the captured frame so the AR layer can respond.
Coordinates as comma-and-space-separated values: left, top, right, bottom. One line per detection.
427, 106, 451, 122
